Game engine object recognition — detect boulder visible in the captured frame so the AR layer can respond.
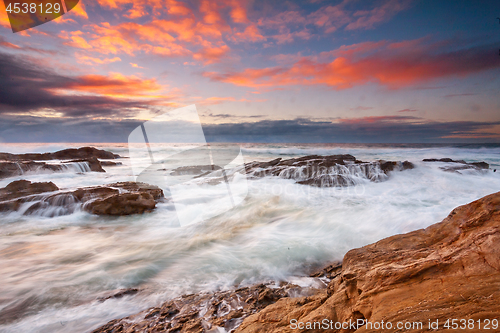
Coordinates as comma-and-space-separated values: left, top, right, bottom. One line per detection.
84, 192, 156, 215
0, 180, 58, 201
0, 181, 164, 216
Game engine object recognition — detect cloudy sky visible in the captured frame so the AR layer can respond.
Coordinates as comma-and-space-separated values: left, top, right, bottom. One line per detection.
0, 0, 499, 142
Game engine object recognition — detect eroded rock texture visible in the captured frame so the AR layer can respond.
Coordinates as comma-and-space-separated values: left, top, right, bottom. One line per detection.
245, 155, 414, 187
91, 191, 500, 333
0, 181, 164, 216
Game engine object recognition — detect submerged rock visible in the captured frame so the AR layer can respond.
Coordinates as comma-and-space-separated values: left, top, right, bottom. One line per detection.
245, 155, 414, 187
92, 191, 500, 332
423, 158, 490, 173
91, 281, 321, 333
0, 147, 119, 179
0, 158, 105, 179
0, 181, 164, 216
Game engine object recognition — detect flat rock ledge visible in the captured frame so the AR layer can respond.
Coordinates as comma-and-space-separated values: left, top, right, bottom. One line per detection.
0, 180, 164, 216
0, 147, 121, 179
244, 155, 414, 187
423, 158, 490, 173
93, 191, 500, 332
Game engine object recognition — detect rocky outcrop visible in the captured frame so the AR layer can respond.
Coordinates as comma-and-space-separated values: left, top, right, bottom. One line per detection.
92, 191, 500, 333
92, 281, 324, 333
423, 158, 490, 173
0, 181, 164, 216
0, 146, 120, 161
0, 157, 105, 179
84, 182, 163, 216
236, 191, 500, 333
0, 180, 58, 201
0, 147, 118, 179
245, 155, 414, 187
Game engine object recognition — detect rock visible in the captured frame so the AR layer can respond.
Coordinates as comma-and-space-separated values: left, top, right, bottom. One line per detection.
0, 147, 120, 161
85, 192, 156, 215
100, 161, 122, 166
91, 282, 313, 333
0, 161, 65, 179
91, 191, 500, 333
423, 158, 489, 172
0, 158, 105, 179
97, 289, 140, 302
245, 155, 414, 187
67, 157, 105, 172
235, 191, 500, 333
0, 180, 58, 201
0, 181, 164, 216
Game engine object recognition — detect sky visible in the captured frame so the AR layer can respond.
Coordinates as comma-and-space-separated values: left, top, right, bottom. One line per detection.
0, 0, 499, 143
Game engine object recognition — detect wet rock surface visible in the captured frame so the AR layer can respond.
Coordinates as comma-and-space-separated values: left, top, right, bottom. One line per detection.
0, 181, 164, 216
423, 158, 490, 173
92, 191, 500, 333
245, 155, 414, 187
92, 281, 325, 333
0, 147, 118, 179
0, 157, 106, 179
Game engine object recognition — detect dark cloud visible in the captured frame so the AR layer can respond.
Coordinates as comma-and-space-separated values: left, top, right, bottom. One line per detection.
0, 115, 141, 143
1, 116, 499, 143
202, 118, 500, 143
0, 52, 145, 117
444, 93, 478, 98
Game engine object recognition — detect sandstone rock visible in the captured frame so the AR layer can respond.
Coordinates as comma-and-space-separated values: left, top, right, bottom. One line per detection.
91, 282, 315, 333
245, 155, 414, 187
0, 161, 65, 179
0, 181, 164, 216
0, 180, 58, 201
423, 158, 490, 173
0, 158, 105, 179
236, 191, 500, 333
91, 191, 500, 333
67, 157, 105, 172
0, 180, 59, 212
84, 192, 157, 215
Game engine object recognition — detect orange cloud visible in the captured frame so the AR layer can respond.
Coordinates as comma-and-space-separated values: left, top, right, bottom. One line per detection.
204, 39, 500, 90
61, 30, 92, 49
193, 44, 230, 64
76, 54, 121, 65
0, 1, 11, 28
68, 0, 88, 19
62, 73, 164, 98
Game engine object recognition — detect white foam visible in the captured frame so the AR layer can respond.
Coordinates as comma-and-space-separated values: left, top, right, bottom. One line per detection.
0, 143, 499, 332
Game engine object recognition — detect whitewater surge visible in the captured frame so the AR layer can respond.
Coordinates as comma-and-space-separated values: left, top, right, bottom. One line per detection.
0, 143, 499, 332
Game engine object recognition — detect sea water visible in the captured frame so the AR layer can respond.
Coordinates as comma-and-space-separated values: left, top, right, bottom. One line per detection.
0, 143, 499, 332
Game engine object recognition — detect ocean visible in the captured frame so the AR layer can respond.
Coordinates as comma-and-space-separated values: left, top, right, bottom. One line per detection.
0, 143, 499, 332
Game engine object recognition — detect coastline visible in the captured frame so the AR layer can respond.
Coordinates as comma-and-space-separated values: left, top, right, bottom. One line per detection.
92, 191, 500, 333
0, 145, 499, 332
